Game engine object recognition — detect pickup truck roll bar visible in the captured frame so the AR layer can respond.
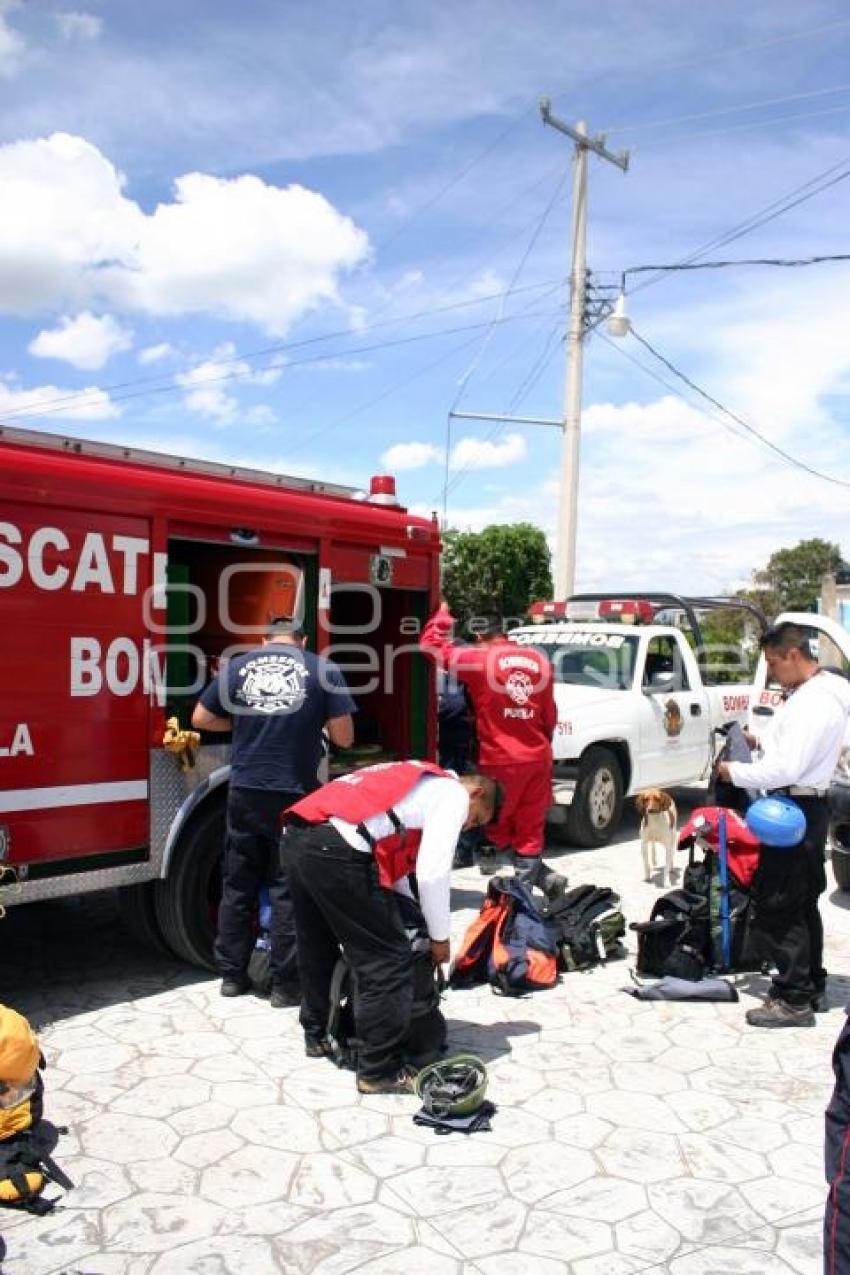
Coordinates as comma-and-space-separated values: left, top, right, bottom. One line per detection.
566, 593, 768, 664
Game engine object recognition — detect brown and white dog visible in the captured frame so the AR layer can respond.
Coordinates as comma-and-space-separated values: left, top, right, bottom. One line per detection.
634, 788, 677, 887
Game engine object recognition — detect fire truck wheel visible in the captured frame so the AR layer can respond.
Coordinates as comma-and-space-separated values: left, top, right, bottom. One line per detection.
116, 883, 171, 956
832, 833, 850, 891
565, 746, 623, 847
155, 797, 225, 970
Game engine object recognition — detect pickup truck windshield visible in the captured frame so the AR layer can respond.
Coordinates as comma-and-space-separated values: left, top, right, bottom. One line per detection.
511, 632, 640, 691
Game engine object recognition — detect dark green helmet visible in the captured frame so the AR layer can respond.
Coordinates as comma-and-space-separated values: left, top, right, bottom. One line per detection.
415, 1054, 488, 1117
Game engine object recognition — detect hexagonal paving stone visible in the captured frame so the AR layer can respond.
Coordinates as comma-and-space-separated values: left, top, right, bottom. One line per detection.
388, 1165, 504, 1217
281, 1065, 357, 1111
79, 1112, 178, 1162
615, 1208, 682, 1266
172, 1126, 244, 1168
740, 1173, 826, 1224
218, 1199, 313, 1237
1, 1211, 103, 1274
101, 1191, 226, 1253
572, 1255, 645, 1275
598, 1129, 685, 1183
595, 1027, 671, 1063
148, 1234, 281, 1273
587, 1090, 685, 1134
335, 1249, 459, 1275
668, 1245, 799, 1273
150, 1029, 237, 1059
502, 1141, 596, 1204
274, 1201, 416, 1272
426, 1137, 505, 1168
318, 1104, 389, 1148
429, 1196, 527, 1258
190, 1051, 270, 1083
58, 1155, 133, 1209
544, 1065, 615, 1097
677, 1133, 771, 1183
769, 1141, 823, 1181
342, 1134, 427, 1178
646, 1179, 765, 1244
128, 1156, 200, 1195
112, 1073, 213, 1118
542, 1176, 647, 1223
477, 1256, 580, 1275
231, 1102, 323, 1152
775, 1214, 826, 1275
209, 1080, 281, 1109
552, 1112, 614, 1150
521, 1085, 584, 1121
478, 1059, 547, 1105
288, 1151, 377, 1210
200, 1144, 300, 1207
519, 1210, 611, 1263
169, 1100, 236, 1136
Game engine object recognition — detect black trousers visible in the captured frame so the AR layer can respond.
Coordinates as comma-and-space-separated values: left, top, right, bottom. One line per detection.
826, 1013, 850, 1273
751, 795, 829, 1006
283, 823, 413, 1081
215, 786, 300, 987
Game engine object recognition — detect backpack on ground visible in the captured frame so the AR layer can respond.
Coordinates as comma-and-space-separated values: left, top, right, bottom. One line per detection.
542, 884, 627, 972
630, 827, 763, 978
0, 1005, 72, 1215
450, 877, 559, 996
326, 894, 447, 1070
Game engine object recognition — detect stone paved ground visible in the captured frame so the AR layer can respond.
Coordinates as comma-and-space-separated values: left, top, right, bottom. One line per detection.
2, 788, 850, 1275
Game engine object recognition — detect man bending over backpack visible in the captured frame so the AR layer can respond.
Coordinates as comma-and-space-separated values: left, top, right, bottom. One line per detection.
281, 761, 499, 1095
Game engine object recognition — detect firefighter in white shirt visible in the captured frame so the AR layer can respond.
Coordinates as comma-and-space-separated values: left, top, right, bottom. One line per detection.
281, 762, 500, 1093
718, 622, 850, 1028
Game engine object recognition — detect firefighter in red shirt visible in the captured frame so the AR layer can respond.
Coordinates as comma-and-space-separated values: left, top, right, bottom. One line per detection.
421, 603, 563, 893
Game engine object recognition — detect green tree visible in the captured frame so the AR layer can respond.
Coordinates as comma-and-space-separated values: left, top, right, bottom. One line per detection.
750, 538, 844, 615
441, 522, 552, 631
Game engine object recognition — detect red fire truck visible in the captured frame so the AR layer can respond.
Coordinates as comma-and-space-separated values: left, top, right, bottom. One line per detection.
0, 425, 441, 968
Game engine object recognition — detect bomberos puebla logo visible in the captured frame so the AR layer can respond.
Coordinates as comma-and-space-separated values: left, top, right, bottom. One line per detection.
498, 652, 539, 706
663, 699, 683, 737
237, 654, 309, 714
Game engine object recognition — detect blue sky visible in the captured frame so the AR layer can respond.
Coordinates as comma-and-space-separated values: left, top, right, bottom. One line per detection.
1, 0, 850, 596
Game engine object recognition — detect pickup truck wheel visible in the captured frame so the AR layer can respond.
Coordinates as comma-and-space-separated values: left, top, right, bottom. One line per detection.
566, 747, 623, 847
154, 797, 226, 970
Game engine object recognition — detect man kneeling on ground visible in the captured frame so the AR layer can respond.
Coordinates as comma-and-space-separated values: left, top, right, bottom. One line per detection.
281, 761, 499, 1095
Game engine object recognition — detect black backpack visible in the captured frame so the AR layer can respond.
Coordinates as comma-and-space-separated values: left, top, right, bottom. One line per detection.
326, 896, 447, 1070
543, 885, 627, 972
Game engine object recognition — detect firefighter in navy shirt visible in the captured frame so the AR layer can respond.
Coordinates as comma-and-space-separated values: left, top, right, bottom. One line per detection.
192, 617, 355, 1006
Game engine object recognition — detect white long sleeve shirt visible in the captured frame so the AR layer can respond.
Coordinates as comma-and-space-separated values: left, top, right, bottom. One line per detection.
329, 774, 468, 941
726, 670, 850, 793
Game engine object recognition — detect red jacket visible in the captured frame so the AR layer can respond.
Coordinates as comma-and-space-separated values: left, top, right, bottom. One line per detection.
420, 609, 556, 767
284, 760, 454, 888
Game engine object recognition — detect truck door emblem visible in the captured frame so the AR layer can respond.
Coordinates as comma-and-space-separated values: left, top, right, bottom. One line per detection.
663, 700, 683, 737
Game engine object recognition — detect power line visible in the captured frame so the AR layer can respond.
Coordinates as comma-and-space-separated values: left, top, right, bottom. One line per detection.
625, 328, 850, 489
3, 278, 565, 423
623, 251, 850, 282
604, 81, 850, 135
1, 306, 563, 430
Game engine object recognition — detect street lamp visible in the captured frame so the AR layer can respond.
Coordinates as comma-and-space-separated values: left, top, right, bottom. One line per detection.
607, 291, 631, 338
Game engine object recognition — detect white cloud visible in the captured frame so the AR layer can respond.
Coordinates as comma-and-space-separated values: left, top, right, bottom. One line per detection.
0, 0, 24, 78
28, 311, 132, 369
0, 134, 370, 334
56, 11, 102, 41
381, 440, 443, 471
138, 342, 174, 365
174, 343, 284, 423
449, 431, 526, 470
0, 378, 119, 423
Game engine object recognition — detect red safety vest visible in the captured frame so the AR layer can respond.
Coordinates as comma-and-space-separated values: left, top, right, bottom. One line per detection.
284, 760, 456, 887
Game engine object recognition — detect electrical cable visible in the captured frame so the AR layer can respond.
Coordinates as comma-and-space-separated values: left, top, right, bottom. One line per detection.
2, 280, 565, 424
623, 328, 850, 489
628, 156, 850, 296
603, 81, 850, 135
448, 166, 570, 419
623, 252, 850, 281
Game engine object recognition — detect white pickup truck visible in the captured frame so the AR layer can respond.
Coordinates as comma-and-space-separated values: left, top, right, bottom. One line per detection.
508, 594, 763, 846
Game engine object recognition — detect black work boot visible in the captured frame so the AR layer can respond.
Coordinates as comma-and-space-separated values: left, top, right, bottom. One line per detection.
220, 975, 251, 998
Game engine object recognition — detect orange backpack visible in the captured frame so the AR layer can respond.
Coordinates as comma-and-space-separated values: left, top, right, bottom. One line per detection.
450, 878, 559, 995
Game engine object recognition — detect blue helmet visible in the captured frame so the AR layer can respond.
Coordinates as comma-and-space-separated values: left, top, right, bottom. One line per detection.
745, 796, 807, 848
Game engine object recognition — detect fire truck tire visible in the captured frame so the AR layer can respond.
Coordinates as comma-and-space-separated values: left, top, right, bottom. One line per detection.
155, 798, 226, 970
832, 836, 850, 891
116, 883, 171, 956
565, 747, 623, 847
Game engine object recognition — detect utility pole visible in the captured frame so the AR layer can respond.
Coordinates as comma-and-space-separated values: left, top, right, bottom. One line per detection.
540, 99, 629, 601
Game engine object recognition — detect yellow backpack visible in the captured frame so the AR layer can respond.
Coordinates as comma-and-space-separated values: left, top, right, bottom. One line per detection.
0, 1004, 72, 1214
